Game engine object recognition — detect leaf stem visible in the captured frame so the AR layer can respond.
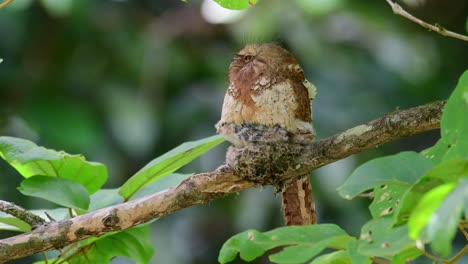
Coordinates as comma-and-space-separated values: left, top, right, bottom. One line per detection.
447, 245, 468, 264
0, 0, 14, 9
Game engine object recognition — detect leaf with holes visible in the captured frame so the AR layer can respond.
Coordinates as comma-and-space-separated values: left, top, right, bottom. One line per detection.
370, 183, 408, 218
357, 217, 415, 257
0, 136, 107, 194
337, 152, 432, 199
119, 135, 224, 200
218, 224, 354, 264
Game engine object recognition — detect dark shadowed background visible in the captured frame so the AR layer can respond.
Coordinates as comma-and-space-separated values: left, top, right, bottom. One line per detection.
1, 0, 467, 263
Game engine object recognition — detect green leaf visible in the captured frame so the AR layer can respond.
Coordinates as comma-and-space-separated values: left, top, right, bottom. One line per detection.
390, 247, 422, 264
18, 176, 90, 210
337, 152, 433, 199
119, 135, 224, 199
346, 241, 371, 264
66, 225, 154, 264
0, 136, 107, 194
269, 241, 332, 264
440, 70, 468, 160
407, 183, 456, 240
426, 180, 468, 257
214, 0, 258, 10
218, 224, 354, 264
310, 250, 351, 264
358, 217, 415, 257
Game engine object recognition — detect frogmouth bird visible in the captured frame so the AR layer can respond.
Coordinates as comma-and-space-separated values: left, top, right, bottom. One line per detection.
216, 43, 317, 225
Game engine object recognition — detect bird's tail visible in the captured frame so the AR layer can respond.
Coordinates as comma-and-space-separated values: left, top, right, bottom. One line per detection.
281, 175, 316, 225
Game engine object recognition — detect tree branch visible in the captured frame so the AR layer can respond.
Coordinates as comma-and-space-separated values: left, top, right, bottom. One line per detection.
0, 0, 14, 9
385, 0, 468, 42
0, 100, 446, 262
0, 200, 46, 229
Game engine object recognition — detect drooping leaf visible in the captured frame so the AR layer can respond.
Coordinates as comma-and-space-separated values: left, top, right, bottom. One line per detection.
119, 135, 224, 199
18, 176, 90, 210
218, 224, 354, 264
269, 241, 332, 264
337, 151, 432, 199
357, 217, 415, 257
0, 136, 107, 194
213, 0, 258, 10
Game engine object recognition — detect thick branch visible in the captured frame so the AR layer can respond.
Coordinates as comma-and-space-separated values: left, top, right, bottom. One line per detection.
0, 201, 46, 228
385, 0, 468, 42
0, 100, 445, 262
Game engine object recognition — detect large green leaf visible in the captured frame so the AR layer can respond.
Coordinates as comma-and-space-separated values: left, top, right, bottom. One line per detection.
346, 241, 371, 264
337, 152, 433, 199
213, 0, 258, 10
119, 135, 224, 200
18, 176, 90, 210
0, 136, 107, 194
218, 224, 354, 264
439, 70, 468, 161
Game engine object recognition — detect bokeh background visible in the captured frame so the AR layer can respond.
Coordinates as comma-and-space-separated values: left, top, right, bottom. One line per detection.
1, 0, 467, 263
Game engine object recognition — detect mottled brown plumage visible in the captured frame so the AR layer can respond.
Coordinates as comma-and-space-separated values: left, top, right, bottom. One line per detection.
216, 43, 317, 225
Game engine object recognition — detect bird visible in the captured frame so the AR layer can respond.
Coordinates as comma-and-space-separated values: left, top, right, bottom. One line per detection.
216, 43, 317, 225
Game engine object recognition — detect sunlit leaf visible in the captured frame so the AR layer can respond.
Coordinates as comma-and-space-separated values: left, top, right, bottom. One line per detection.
119, 135, 224, 200
18, 176, 90, 210
0, 136, 107, 194
214, 0, 258, 10
0, 212, 30, 232
425, 180, 468, 257
337, 152, 432, 199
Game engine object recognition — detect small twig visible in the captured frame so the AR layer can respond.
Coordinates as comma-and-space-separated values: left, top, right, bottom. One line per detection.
448, 245, 468, 264
459, 223, 468, 240
0, 200, 46, 228
357, 192, 374, 199
44, 211, 56, 222
371, 257, 390, 264
42, 252, 49, 264
0, 0, 14, 9
418, 247, 447, 263
385, 0, 468, 42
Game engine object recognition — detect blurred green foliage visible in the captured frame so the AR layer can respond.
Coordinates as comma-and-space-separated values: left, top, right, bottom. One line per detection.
1, 0, 467, 263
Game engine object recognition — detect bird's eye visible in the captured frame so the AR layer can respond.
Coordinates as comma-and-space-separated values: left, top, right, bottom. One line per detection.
244, 55, 254, 62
